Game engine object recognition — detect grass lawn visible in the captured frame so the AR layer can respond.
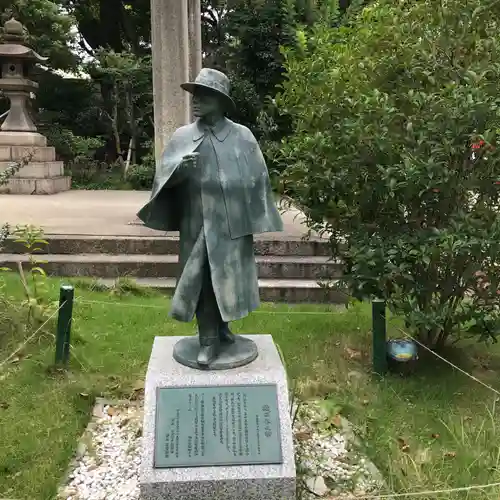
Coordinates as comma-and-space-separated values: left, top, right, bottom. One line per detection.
1, 272, 500, 499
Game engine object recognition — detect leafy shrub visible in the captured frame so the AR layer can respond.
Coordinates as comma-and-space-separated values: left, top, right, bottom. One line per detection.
0, 223, 9, 250
0, 154, 34, 188
274, 0, 500, 348
69, 160, 124, 190
43, 126, 125, 190
0, 276, 21, 351
44, 126, 104, 164
126, 142, 155, 190
127, 163, 155, 190
0, 225, 54, 352
7, 226, 55, 324
1, 163, 14, 340
0, 163, 23, 187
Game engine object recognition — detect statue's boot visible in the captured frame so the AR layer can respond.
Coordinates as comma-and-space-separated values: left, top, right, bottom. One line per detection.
197, 341, 220, 366
219, 322, 236, 344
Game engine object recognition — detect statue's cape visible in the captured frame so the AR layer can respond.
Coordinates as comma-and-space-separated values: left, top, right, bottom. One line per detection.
137, 118, 283, 238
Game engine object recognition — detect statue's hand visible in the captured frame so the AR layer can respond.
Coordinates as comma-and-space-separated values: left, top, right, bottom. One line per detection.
181, 153, 200, 168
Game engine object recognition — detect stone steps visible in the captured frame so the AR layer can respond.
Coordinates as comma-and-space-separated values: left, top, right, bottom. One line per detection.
3, 235, 331, 256
0, 190, 344, 302
1, 234, 347, 303
98, 277, 347, 304
0, 253, 342, 280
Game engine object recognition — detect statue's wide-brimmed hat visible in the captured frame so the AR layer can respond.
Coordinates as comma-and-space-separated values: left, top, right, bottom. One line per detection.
181, 68, 235, 111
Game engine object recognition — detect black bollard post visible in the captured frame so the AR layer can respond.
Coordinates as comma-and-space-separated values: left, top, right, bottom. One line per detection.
372, 299, 388, 375
55, 284, 74, 366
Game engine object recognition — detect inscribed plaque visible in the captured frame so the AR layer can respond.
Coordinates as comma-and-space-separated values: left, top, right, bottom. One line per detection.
154, 384, 282, 468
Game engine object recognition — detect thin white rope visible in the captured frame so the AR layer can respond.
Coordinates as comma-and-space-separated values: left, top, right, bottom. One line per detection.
394, 324, 500, 397
75, 297, 341, 315
74, 296, 500, 397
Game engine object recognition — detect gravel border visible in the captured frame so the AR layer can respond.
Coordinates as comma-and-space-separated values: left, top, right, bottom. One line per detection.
57, 398, 384, 500
294, 401, 385, 498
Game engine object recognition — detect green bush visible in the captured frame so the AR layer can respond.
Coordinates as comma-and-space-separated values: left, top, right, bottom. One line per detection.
126, 145, 155, 190
126, 163, 154, 191
274, 0, 500, 348
0, 223, 9, 251
0, 225, 54, 350
43, 126, 125, 190
44, 126, 104, 164
68, 160, 125, 190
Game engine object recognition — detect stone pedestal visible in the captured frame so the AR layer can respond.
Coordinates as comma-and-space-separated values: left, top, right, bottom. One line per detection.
0, 132, 71, 194
140, 335, 296, 500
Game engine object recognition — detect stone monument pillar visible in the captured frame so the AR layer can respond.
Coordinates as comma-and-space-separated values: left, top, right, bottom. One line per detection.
188, 0, 203, 82
150, 0, 202, 163
0, 18, 70, 194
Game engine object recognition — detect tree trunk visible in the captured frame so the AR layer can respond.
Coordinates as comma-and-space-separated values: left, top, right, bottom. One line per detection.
111, 82, 124, 170
125, 137, 133, 176
124, 85, 137, 176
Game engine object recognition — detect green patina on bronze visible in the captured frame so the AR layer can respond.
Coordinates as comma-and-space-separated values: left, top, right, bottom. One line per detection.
137, 68, 283, 368
154, 384, 283, 468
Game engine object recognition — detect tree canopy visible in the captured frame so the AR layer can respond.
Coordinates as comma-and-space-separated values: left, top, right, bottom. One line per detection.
0, 0, 78, 70
1, 0, 313, 171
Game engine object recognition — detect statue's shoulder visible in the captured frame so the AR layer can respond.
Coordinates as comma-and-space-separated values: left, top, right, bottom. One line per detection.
227, 119, 257, 144
172, 122, 197, 140
161, 123, 198, 158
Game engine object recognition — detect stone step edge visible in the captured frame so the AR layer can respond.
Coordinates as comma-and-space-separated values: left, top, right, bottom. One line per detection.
3, 235, 334, 257
6, 234, 328, 242
0, 253, 343, 265
97, 277, 340, 289
95, 277, 348, 304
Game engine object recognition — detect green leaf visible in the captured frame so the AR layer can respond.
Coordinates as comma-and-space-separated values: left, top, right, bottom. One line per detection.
31, 267, 47, 277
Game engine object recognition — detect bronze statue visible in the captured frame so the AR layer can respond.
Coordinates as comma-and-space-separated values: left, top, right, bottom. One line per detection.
138, 68, 283, 369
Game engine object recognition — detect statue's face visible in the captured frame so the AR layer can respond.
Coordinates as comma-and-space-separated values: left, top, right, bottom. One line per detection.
192, 88, 223, 118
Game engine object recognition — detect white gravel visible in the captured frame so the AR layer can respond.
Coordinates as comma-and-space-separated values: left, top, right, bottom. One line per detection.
294, 401, 385, 498
58, 399, 383, 500
58, 402, 143, 500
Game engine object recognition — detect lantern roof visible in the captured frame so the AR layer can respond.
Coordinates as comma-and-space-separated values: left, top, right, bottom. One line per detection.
0, 18, 47, 62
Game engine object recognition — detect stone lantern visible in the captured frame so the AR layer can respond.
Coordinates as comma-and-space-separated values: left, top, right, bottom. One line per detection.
0, 18, 70, 194
0, 17, 46, 136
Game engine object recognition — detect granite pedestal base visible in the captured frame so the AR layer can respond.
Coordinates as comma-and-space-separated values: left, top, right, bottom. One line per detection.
140, 335, 296, 500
